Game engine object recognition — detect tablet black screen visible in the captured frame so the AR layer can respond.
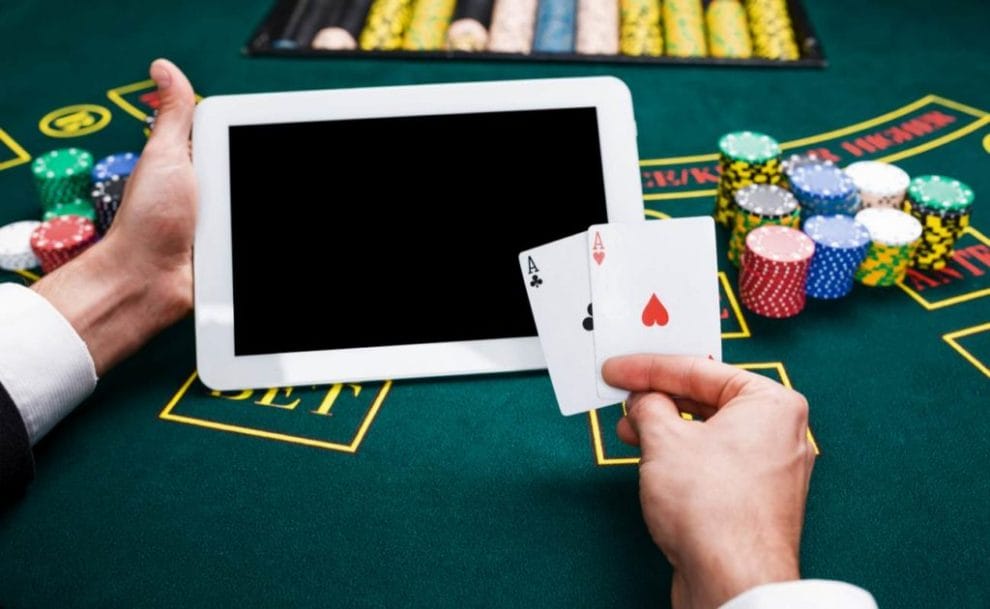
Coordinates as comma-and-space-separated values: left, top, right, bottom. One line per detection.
228, 107, 608, 355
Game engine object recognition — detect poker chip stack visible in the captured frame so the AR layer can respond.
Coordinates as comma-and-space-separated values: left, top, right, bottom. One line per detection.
663, 0, 707, 58
739, 226, 814, 318
618, 0, 662, 56
788, 161, 859, 219
29, 216, 98, 273
727, 184, 800, 266
532, 0, 577, 52
92, 152, 138, 182
844, 161, 910, 209
714, 131, 783, 227
903, 175, 975, 270
43, 198, 96, 222
90, 174, 127, 234
88, 152, 138, 235
802, 215, 871, 299
575, 0, 619, 54
402, 0, 457, 50
446, 0, 496, 50
31, 148, 94, 212
706, 0, 752, 59
853, 208, 922, 286
744, 0, 799, 60
488, 0, 539, 52
360, 0, 415, 50
781, 152, 822, 186
0, 221, 41, 271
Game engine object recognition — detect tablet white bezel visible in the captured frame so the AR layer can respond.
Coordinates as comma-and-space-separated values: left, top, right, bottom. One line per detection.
194, 76, 643, 390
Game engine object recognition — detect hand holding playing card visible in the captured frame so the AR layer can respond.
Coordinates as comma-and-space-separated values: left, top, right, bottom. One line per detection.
603, 354, 814, 609
587, 218, 722, 400
519, 217, 721, 415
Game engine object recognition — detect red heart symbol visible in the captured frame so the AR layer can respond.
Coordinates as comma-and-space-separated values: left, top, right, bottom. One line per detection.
593, 251, 605, 265
641, 293, 669, 327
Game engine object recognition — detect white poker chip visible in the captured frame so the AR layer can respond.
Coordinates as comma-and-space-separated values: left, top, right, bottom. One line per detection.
855, 208, 922, 246
844, 161, 910, 196
0, 220, 41, 271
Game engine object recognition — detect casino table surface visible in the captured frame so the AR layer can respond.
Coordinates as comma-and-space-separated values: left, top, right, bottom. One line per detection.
1, 1, 989, 607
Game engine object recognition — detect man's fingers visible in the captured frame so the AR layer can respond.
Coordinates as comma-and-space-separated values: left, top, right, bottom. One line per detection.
603, 354, 766, 409
616, 416, 639, 446
671, 397, 718, 420
617, 395, 712, 448
620, 391, 682, 460
147, 58, 195, 150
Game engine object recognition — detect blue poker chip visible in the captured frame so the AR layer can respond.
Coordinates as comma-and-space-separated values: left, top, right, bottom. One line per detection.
803, 215, 871, 299
790, 163, 856, 199
803, 215, 871, 249
91, 152, 139, 182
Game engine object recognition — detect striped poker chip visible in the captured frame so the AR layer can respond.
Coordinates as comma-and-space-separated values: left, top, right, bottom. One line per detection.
803, 214, 871, 249
446, 18, 489, 50
488, 0, 539, 53
735, 184, 798, 217
91, 174, 127, 234
43, 197, 96, 222
745, 225, 815, 265
313, 27, 358, 49
575, 0, 618, 54
0, 221, 42, 271
854, 208, 922, 246
739, 226, 814, 318
31, 148, 94, 210
29, 216, 98, 274
907, 175, 975, 213
719, 131, 780, 163
802, 215, 871, 299
92, 152, 139, 182
790, 162, 856, 200
844, 161, 910, 196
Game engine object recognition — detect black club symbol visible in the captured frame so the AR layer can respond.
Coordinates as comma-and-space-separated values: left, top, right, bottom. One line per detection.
582, 303, 593, 331
530, 275, 543, 288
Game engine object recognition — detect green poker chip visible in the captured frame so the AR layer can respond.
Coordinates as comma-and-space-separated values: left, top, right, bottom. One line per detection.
31, 147, 93, 178
43, 198, 96, 222
718, 131, 781, 163
907, 175, 974, 212
32, 148, 94, 210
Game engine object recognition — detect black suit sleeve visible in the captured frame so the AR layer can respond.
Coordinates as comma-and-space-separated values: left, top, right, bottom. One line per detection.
0, 379, 34, 505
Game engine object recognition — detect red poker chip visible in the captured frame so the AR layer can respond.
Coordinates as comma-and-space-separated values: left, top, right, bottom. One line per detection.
30, 215, 97, 273
745, 225, 815, 265
738, 232, 810, 319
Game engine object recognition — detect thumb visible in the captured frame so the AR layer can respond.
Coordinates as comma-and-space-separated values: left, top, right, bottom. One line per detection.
622, 392, 681, 461
148, 58, 195, 150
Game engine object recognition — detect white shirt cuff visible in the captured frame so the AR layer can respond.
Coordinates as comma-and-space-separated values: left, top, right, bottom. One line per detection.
719, 579, 878, 609
0, 283, 98, 444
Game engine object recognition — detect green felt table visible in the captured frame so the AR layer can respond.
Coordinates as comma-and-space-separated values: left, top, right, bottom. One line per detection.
1, 0, 989, 606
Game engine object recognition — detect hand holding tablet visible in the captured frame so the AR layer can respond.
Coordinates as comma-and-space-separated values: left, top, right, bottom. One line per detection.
193, 77, 643, 390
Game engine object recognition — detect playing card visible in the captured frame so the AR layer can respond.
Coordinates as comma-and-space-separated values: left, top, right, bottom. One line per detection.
587, 217, 722, 400
519, 233, 618, 416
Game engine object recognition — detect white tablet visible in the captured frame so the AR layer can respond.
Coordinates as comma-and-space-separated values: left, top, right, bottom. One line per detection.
193, 76, 643, 390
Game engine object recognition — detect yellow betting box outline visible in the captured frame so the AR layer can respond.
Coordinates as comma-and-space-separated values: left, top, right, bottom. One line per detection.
642, 211, 750, 340
588, 361, 819, 466
718, 271, 751, 339
896, 226, 990, 310
12, 269, 40, 283
0, 128, 31, 172
106, 79, 203, 122
639, 94, 990, 202
160, 372, 391, 453
942, 322, 990, 378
